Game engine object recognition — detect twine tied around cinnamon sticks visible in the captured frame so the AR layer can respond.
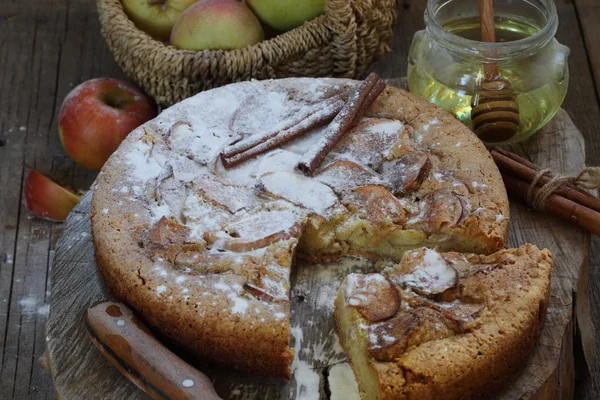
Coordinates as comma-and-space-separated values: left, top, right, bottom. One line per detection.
491, 146, 600, 236
527, 167, 600, 211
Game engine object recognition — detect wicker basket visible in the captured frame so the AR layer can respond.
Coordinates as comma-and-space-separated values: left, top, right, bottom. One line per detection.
97, 0, 398, 106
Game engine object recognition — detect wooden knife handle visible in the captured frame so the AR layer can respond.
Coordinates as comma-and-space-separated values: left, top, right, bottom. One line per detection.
85, 300, 221, 400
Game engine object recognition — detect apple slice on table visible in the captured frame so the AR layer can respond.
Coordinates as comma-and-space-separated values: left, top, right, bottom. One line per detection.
59, 78, 156, 171
24, 169, 81, 222
122, 0, 199, 42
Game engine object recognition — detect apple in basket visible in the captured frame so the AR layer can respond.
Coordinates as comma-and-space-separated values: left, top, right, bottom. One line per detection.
58, 78, 156, 171
246, 0, 326, 32
122, 0, 199, 42
170, 0, 264, 50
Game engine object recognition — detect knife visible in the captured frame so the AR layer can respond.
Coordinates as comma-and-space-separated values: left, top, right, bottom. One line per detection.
85, 300, 222, 400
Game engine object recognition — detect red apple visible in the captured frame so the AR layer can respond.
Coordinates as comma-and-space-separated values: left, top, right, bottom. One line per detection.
58, 78, 156, 171
24, 169, 81, 222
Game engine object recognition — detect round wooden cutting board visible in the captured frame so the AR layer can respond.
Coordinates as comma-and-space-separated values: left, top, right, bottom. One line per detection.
42, 84, 595, 399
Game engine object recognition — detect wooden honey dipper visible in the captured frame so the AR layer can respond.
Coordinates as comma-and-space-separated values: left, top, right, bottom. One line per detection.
471, 0, 520, 142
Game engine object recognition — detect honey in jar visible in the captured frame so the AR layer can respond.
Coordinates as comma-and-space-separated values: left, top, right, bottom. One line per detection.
408, 0, 570, 145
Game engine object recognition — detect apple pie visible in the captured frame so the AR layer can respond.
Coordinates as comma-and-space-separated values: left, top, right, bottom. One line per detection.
91, 77, 511, 378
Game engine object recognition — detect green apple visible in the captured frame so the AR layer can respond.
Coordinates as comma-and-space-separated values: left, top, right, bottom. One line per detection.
170, 0, 264, 51
245, 0, 326, 32
122, 0, 199, 41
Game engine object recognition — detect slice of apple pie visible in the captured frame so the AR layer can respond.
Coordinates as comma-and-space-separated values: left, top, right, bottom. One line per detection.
335, 244, 552, 400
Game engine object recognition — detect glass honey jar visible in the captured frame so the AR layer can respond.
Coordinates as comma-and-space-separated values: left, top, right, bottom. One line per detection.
408, 0, 570, 145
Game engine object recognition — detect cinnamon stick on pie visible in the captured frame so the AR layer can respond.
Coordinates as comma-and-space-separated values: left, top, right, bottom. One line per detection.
221, 98, 345, 168
220, 96, 345, 168
219, 73, 386, 171
354, 78, 387, 123
222, 95, 344, 159
297, 73, 386, 175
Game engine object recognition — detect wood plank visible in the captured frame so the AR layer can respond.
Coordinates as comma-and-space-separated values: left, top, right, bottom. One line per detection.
574, 0, 600, 101
9, 4, 72, 397
581, 244, 600, 400
556, 0, 600, 398
553, 0, 600, 160
0, 1, 46, 394
0, 0, 119, 398
29, 229, 62, 400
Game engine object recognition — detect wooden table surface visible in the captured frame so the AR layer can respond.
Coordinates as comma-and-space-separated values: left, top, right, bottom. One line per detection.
1, 0, 599, 399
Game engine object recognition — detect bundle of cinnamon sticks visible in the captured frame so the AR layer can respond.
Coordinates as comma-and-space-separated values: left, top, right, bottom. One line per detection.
220, 73, 386, 174
491, 147, 600, 236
